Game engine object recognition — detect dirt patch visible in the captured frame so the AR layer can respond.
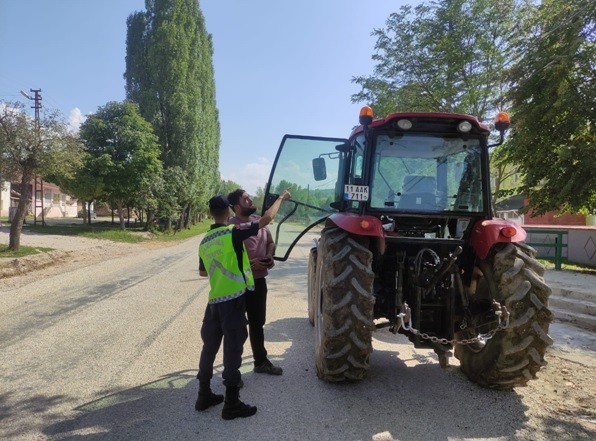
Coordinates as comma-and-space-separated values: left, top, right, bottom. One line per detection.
517, 350, 596, 438
0, 250, 72, 278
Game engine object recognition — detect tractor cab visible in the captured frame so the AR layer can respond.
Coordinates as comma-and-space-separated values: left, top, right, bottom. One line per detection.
262, 108, 509, 261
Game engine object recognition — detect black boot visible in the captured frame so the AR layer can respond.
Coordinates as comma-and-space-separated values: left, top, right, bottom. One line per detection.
221, 385, 257, 420
195, 381, 224, 411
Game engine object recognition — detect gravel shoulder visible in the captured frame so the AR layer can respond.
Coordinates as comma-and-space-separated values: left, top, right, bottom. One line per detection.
0, 229, 175, 288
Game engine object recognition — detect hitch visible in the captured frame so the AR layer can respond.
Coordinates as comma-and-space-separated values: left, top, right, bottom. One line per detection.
422, 246, 462, 297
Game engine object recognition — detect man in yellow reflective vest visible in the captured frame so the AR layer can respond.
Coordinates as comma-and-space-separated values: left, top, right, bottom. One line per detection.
196, 190, 290, 420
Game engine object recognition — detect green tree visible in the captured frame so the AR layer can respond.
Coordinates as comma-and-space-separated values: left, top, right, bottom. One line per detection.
351, 0, 539, 211
79, 101, 162, 230
0, 102, 82, 250
47, 152, 107, 225
125, 0, 220, 227
352, 0, 529, 120
217, 179, 242, 198
504, 0, 596, 215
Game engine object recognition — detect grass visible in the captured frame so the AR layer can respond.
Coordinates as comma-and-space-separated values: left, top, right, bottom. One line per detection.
538, 259, 596, 274
0, 218, 212, 259
0, 245, 54, 258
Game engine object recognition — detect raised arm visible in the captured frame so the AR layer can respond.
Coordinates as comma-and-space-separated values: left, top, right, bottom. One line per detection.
258, 189, 291, 229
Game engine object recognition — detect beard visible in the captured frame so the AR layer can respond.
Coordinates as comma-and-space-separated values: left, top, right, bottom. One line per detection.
241, 206, 257, 217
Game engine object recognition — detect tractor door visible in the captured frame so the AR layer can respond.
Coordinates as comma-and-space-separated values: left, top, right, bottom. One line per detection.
262, 135, 348, 261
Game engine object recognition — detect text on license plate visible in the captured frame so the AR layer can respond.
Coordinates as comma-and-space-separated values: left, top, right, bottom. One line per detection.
344, 185, 369, 201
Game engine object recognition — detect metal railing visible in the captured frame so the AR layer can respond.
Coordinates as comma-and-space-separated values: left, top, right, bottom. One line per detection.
525, 228, 568, 270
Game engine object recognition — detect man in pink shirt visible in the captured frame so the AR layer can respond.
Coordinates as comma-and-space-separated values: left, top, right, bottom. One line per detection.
228, 189, 283, 376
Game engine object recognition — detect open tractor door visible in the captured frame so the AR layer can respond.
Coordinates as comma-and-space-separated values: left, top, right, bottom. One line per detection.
263, 107, 552, 389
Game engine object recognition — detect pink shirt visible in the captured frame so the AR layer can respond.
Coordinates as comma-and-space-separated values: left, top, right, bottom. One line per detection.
229, 215, 273, 279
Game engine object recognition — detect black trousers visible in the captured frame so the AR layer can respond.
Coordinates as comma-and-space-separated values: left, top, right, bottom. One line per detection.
197, 295, 248, 387
245, 277, 268, 366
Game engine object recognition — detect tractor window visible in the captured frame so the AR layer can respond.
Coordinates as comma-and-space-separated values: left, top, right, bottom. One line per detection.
351, 133, 365, 180
369, 134, 484, 212
263, 135, 348, 260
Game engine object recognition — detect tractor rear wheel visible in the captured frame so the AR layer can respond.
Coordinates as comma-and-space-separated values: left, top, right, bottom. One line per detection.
455, 243, 553, 389
314, 227, 375, 382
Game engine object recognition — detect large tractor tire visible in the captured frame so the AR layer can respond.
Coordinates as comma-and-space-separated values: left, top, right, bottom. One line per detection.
455, 243, 553, 389
307, 247, 317, 326
314, 227, 375, 382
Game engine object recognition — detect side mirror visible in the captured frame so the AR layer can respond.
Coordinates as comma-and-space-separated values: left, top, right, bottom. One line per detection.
312, 157, 327, 181
263, 193, 278, 211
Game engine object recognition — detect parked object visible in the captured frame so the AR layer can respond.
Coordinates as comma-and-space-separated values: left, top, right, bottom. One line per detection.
263, 107, 552, 390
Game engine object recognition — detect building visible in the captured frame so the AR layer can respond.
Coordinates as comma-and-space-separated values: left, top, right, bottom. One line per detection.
0, 179, 78, 220
0, 181, 9, 217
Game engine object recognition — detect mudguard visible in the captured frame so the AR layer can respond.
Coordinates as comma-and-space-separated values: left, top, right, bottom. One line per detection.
327, 213, 384, 237
469, 219, 527, 260
326, 213, 386, 255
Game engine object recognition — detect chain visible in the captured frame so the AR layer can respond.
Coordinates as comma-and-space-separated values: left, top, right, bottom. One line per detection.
393, 301, 510, 346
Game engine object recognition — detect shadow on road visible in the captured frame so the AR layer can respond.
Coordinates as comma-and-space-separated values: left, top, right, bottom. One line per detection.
29, 317, 587, 441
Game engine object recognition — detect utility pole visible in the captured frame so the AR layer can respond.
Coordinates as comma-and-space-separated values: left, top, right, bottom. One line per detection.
20, 88, 45, 226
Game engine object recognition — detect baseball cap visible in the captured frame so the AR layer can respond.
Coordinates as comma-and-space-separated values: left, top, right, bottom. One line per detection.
208, 195, 230, 210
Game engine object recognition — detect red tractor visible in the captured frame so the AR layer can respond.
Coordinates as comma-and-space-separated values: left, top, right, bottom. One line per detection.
263, 107, 552, 389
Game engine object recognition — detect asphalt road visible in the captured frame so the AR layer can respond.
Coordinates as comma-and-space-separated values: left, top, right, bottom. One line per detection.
0, 234, 592, 440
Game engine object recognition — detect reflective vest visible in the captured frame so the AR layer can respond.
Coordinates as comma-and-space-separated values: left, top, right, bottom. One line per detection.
199, 225, 255, 303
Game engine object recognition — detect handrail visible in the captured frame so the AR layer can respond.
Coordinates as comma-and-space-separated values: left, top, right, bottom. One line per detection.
525, 228, 568, 270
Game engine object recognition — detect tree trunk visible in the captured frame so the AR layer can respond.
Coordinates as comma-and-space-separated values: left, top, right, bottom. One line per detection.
86, 201, 92, 225
9, 170, 34, 251
117, 201, 126, 230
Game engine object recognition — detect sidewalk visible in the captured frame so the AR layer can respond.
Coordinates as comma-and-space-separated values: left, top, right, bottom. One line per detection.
544, 269, 596, 332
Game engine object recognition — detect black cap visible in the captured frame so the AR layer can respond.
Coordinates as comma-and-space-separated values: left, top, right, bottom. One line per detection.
208, 195, 230, 210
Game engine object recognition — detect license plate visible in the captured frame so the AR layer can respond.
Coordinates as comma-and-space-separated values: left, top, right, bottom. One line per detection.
344, 185, 369, 201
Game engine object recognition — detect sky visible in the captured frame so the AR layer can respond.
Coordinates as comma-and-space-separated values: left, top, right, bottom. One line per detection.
0, 0, 415, 194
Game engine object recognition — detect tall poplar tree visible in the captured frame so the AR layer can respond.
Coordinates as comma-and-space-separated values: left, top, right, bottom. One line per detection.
125, 0, 220, 227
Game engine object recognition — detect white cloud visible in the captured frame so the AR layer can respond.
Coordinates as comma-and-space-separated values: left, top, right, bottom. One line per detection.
68, 107, 85, 133
221, 157, 271, 195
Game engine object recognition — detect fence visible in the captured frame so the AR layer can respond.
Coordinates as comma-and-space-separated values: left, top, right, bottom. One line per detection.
525, 228, 568, 270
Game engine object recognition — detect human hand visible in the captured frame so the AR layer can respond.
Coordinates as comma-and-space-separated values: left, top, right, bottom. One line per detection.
280, 189, 291, 201
260, 255, 275, 269
250, 258, 269, 271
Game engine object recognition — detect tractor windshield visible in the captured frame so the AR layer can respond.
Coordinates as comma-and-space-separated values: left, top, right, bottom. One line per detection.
369, 133, 484, 213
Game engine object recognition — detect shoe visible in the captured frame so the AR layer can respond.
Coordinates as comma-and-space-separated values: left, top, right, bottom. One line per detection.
221, 400, 257, 420
195, 391, 224, 411
254, 359, 283, 375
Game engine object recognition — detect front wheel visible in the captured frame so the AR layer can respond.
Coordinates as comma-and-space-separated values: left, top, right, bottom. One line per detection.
455, 243, 553, 389
314, 227, 375, 382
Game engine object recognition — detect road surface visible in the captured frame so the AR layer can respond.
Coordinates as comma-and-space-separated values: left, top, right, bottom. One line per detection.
0, 232, 594, 440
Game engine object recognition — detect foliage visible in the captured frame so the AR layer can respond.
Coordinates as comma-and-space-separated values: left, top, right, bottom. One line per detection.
489, 144, 522, 211
79, 101, 163, 229
504, 0, 596, 215
352, 0, 594, 215
0, 101, 82, 250
217, 179, 243, 198
350, 0, 537, 212
271, 179, 335, 223
351, 0, 528, 120
125, 0, 220, 226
